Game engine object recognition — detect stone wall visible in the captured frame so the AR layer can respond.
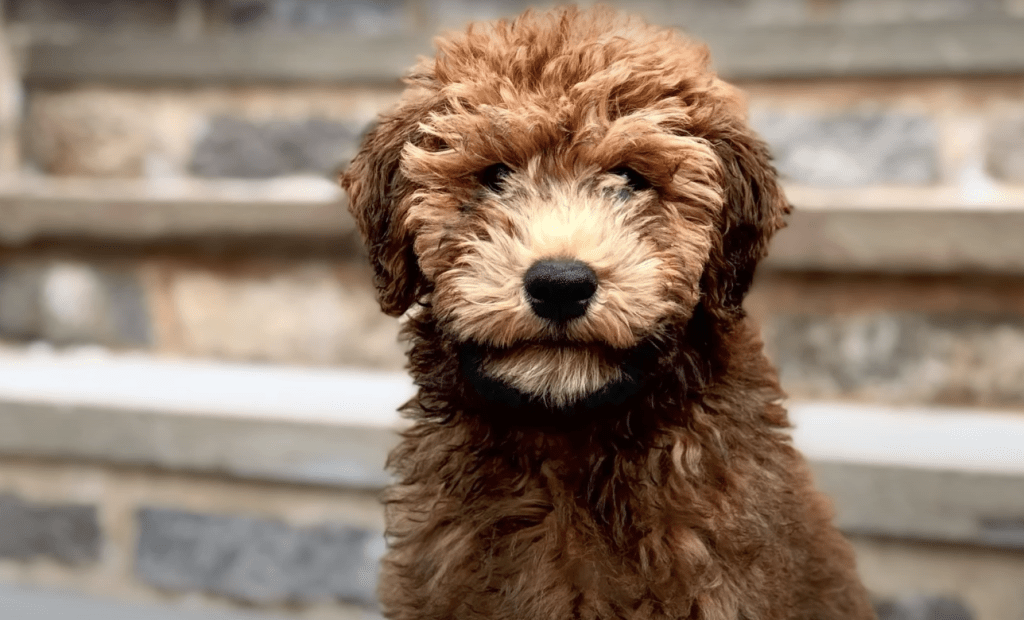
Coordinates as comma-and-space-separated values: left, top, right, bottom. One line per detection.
1, 460, 1008, 620
18, 78, 1024, 186
0, 458, 383, 619
2, 0, 1024, 406
747, 272, 1024, 408
22, 86, 397, 179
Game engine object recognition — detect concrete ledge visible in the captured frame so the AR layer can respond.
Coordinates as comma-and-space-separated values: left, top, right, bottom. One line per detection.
707, 19, 1024, 80
0, 177, 350, 244
1, 350, 1023, 550
0, 351, 410, 488
815, 462, 1024, 551
3, 179, 1024, 275
19, 20, 1024, 84
0, 584, 304, 620
795, 404, 1024, 549
766, 201, 1024, 275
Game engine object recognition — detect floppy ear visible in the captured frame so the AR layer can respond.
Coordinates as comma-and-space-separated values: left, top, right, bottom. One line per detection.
704, 125, 791, 319
340, 100, 432, 317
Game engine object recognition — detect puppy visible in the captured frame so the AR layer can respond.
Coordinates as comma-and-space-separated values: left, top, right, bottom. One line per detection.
342, 6, 876, 620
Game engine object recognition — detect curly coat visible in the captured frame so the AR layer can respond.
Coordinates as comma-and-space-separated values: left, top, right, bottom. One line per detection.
342, 7, 876, 620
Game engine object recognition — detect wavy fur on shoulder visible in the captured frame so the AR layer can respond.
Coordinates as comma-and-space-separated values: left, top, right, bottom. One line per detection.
342, 6, 875, 620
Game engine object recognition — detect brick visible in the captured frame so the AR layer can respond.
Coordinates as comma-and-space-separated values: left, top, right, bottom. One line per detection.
751, 110, 939, 186
763, 313, 1024, 407
190, 117, 362, 179
874, 595, 973, 620
987, 114, 1024, 183
135, 508, 383, 606
0, 494, 101, 564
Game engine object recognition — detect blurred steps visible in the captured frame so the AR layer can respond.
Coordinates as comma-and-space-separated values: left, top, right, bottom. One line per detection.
5, 177, 1024, 390
0, 347, 1022, 550
2, 178, 1024, 274
0, 176, 349, 243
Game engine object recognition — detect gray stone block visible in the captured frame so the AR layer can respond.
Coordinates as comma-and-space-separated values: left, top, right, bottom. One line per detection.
751, 110, 939, 186
987, 114, 1024, 183
0, 583, 339, 620
38, 262, 151, 347
662, 0, 807, 28
0, 263, 45, 339
425, 0, 536, 27
764, 313, 1024, 406
427, 0, 804, 30
7, 0, 175, 29
225, 0, 409, 33
191, 117, 362, 179
875, 595, 973, 620
829, 0, 1004, 24
135, 508, 383, 607
0, 494, 101, 564
99, 268, 152, 346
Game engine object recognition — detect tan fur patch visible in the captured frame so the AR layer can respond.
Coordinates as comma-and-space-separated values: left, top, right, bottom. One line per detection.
410, 152, 722, 343
481, 345, 623, 407
434, 177, 672, 347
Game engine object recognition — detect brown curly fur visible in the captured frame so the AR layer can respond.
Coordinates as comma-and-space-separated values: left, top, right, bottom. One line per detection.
341, 6, 876, 620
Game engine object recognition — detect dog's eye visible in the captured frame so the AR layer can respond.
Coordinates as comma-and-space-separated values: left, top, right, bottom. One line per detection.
610, 167, 651, 192
480, 163, 513, 192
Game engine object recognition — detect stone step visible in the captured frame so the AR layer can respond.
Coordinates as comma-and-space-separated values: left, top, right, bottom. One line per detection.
2, 178, 1023, 401
19, 18, 1024, 83
2, 178, 1024, 273
0, 347, 410, 426
0, 176, 349, 244
3, 347, 1023, 471
0, 348, 1022, 550
0, 584, 305, 620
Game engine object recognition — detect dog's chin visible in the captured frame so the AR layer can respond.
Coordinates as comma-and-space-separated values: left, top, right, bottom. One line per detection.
458, 340, 651, 422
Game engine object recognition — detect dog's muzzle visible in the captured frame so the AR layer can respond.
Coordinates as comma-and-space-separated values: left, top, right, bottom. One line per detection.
523, 259, 598, 322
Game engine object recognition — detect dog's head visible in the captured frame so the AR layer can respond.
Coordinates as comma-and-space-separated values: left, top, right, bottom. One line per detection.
342, 7, 788, 410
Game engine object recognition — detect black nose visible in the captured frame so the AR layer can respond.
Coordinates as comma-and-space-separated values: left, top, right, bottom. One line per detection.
523, 260, 598, 322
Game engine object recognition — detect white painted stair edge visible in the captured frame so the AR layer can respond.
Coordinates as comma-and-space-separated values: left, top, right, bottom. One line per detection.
0, 348, 1021, 476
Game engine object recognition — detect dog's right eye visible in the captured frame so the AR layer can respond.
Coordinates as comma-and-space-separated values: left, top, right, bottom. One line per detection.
480, 163, 513, 192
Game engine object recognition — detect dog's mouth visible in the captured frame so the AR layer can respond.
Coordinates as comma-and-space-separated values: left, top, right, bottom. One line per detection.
458, 339, 653, 418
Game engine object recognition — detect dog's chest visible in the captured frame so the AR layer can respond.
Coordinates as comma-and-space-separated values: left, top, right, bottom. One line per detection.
381, 470, 733, 620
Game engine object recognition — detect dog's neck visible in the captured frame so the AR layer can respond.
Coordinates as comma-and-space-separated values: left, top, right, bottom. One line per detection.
392, 307, 786, 484
382, 309, 793, 616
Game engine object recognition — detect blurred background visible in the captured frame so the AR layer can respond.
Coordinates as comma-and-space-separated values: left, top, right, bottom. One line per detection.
0, 0, 1022, 619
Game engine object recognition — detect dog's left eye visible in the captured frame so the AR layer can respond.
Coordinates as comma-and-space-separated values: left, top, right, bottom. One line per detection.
480, 163, 513, 192
610, 167, 651, 192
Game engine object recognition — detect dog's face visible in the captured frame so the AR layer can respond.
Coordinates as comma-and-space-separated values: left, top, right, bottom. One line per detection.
342, 8, 788, 410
